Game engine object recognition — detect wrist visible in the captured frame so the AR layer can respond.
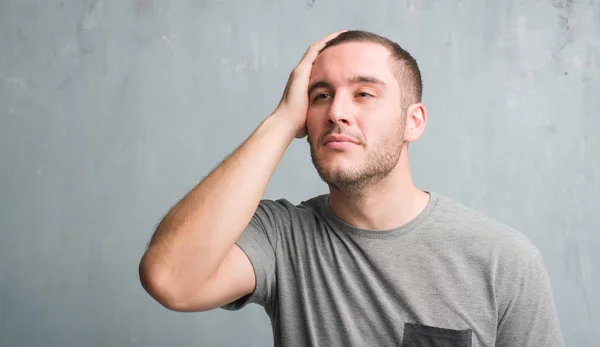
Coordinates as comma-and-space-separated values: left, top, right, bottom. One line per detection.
266, 111, 304, 139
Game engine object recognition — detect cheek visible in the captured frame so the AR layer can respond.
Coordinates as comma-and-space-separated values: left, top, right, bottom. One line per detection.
357, 115, 396, 146
306, 108, 324, 142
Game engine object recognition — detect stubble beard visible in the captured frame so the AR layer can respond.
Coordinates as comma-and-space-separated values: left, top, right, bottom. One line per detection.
310, 121, 406, 196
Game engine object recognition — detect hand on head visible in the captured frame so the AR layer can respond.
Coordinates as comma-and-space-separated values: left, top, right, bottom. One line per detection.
273, 30, 347, 139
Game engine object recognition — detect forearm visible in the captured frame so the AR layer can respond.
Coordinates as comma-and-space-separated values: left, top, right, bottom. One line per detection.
140, 113, 296, 291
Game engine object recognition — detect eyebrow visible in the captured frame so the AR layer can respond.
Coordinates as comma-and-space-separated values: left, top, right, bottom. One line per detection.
308, 75, 386, 96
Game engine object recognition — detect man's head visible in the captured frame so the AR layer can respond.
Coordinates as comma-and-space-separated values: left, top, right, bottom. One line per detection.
322, 31, 423, 107
306, 30, 427, 195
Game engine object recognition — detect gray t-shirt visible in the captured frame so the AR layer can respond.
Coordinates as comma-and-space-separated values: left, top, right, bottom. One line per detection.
222, 192, 564, 347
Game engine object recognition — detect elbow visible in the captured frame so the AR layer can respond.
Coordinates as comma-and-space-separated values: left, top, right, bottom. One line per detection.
138, 253, 184, 311
138, 253, 212, 312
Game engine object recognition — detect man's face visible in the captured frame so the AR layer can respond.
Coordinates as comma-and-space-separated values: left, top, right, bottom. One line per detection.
306, 42, 407, 194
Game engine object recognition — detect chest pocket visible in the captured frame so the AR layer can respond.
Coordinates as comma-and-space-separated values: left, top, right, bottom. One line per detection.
402, 323, 472, 347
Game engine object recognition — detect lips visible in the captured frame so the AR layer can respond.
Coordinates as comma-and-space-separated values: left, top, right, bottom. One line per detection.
322, 134, 359, 146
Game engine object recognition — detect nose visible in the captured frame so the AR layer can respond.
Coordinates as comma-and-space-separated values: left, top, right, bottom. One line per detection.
327, 94, 353, 126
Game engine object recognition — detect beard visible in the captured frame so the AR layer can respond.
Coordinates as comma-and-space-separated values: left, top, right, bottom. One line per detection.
309, 121, 405, 196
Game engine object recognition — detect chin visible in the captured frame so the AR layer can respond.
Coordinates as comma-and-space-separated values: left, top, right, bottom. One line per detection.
315, 161, 356, 182
316, 155, 352, 170
311, 146, 359, 177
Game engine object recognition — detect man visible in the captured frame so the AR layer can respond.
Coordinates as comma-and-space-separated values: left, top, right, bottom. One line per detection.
139, 30, 564, 347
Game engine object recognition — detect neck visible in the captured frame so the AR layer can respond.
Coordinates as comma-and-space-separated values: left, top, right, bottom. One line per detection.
327, 149, 430, 230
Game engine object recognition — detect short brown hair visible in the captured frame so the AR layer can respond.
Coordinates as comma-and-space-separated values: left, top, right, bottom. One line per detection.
320, 30, 423, 107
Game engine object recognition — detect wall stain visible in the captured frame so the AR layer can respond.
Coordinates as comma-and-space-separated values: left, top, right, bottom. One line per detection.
75, 0, 104, 57
552, 0, 575, 51
135, 0, 154, 19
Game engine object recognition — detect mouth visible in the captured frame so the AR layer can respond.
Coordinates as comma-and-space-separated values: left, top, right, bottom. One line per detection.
324, 141, 357, 149
322, 135, 359, 148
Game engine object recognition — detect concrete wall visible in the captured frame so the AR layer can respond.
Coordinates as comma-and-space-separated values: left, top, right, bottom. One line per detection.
1, 0, 598, 346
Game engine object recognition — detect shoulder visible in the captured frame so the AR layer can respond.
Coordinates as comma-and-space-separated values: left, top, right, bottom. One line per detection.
254, 194, 327, 225
429, 193, 541, 262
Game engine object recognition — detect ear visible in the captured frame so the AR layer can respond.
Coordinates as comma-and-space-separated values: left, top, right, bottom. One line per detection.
403, 102, 427, 143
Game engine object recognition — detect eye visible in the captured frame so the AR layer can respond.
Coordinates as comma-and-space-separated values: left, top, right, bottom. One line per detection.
357, 92, 373, 98
312, 93, 332, 102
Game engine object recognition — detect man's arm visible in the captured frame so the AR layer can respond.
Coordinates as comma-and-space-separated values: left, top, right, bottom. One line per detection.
139, 114, 296, 311
496, 250, 564, 346
138, 31, 346, 312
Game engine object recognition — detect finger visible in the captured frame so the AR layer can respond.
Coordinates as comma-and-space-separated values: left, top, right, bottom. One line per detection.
319, 30, 348, 45
310, 30, 347, 57
297, 30, 347, 68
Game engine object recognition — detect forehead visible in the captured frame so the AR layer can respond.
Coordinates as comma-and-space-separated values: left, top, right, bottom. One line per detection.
311, 42, 396, 84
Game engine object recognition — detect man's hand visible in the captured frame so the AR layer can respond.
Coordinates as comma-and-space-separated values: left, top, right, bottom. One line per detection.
273, 30, 347, 138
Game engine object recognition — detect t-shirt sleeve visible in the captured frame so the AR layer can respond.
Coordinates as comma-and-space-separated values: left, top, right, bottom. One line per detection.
496, 250, 565, 347
220, 199, 281, 311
